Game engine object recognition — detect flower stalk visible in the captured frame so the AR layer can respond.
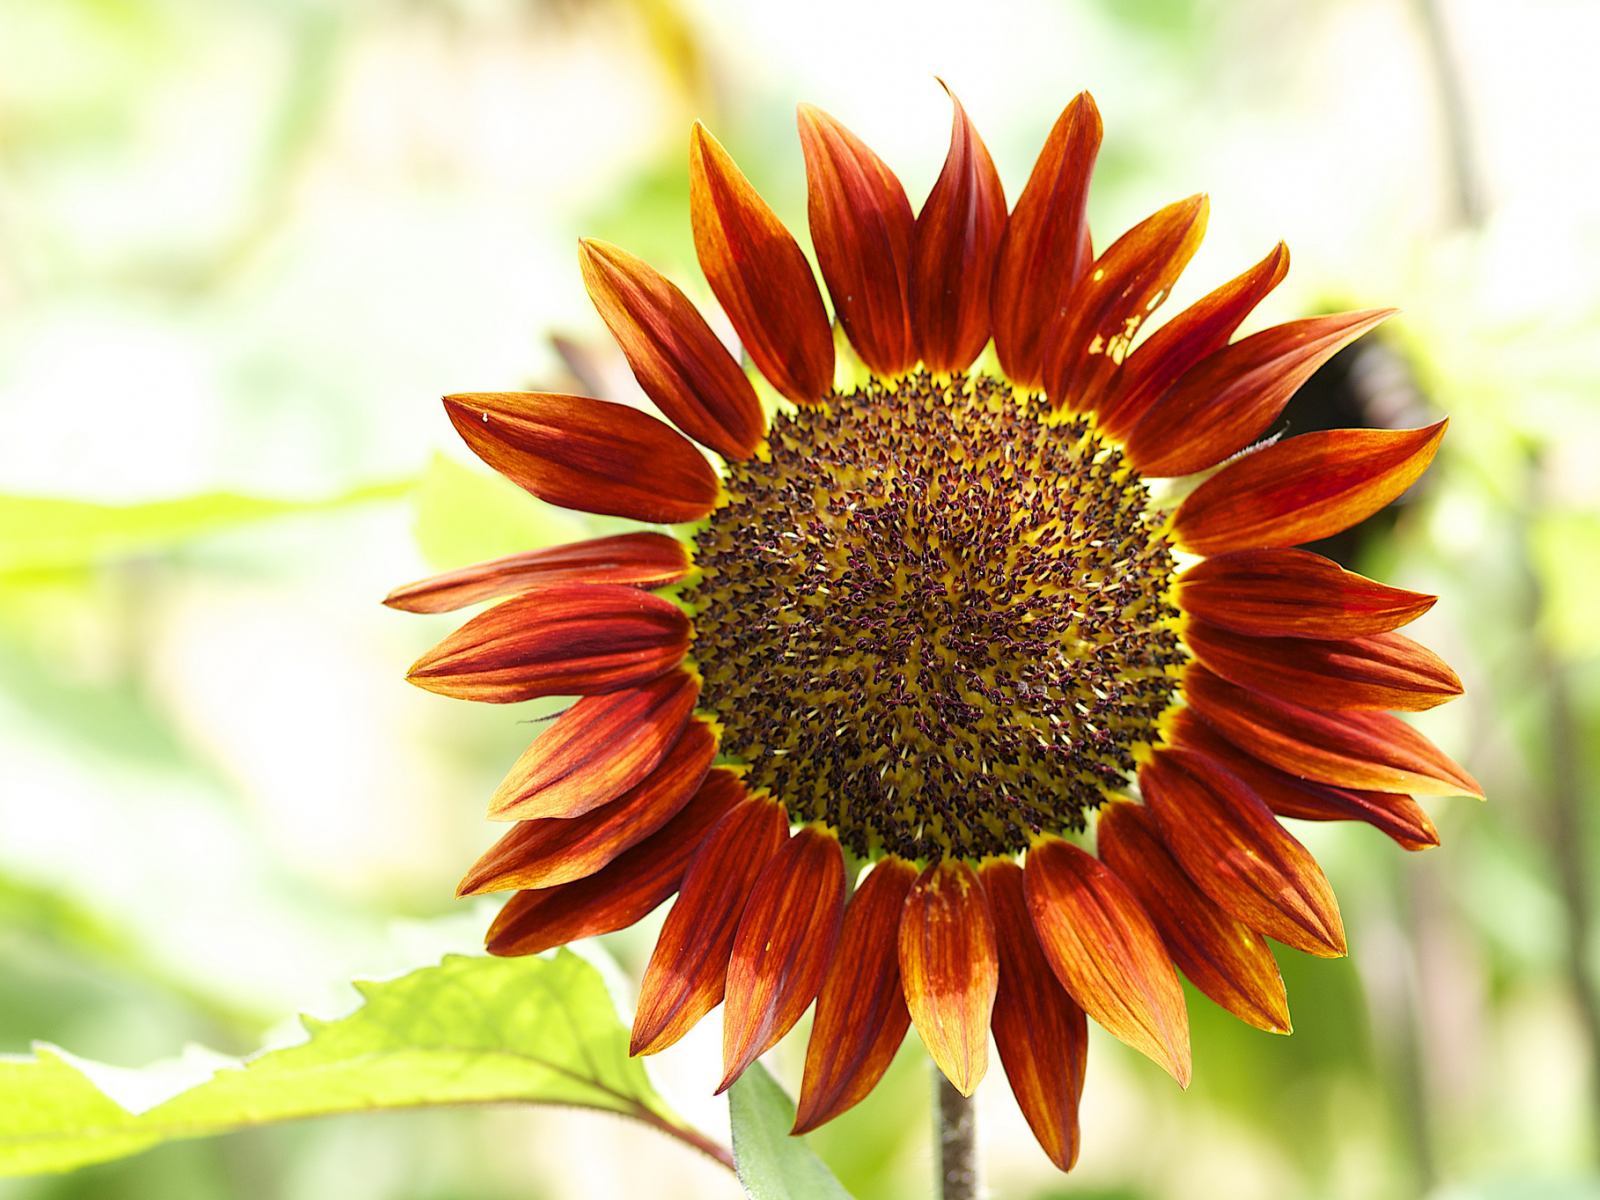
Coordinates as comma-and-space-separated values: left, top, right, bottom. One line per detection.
936, 1067, 978, 1200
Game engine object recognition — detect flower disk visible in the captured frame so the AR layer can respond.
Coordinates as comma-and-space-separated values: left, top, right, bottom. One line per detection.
689, 369, 1184, 861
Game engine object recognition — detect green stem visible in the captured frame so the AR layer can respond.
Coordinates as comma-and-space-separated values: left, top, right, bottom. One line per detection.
935, 1066, 977, 1200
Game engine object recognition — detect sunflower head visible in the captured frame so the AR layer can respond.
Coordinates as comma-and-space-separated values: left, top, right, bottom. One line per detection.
388, 89, 1481, 1173
692, 371, 1183, 862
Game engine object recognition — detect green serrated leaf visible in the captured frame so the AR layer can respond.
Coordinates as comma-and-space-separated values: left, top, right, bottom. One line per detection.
0, 951, 728, 1177
0, 480, 414, 574
729, 1063, 855, 1200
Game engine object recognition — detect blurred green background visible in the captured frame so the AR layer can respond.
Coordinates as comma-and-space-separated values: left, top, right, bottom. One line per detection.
0, 0, 1596, 1197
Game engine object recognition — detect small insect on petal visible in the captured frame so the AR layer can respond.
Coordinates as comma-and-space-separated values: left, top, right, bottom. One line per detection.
1125, 308, 1395, 477
798, 103, 917, 377
443, 391, 720, 525
487, 669, 699, 822
1169, 708, 1439, 850
1176, 547, 1436, 640
458, 720, 716, 893
912, 83, 1007, 374
1184, 663, 1483, 798
690, 123, 834, 405
793, 857, 918, 1133
992, 91, 1102, 391
579, 238, 765, 460
1025, 837, 1191, 1086
483, 769, 745, 957
406, 583, 690, 704
383, 532, 691, 615
632, 793, 789, 1056
1042, 195, 1208, 414
898, 859, 999, 1097
719, 826, 846, 1092
1097, 242, 1289, 439
979, 859, 1089, 1172
1171, 421, 1447, 556
1140, 747, 1347, 958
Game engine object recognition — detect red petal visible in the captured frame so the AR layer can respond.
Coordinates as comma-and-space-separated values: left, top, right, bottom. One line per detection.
1097, 802, 1289, 1033
631, 793, 789, 1055
443, 391, 719, 524
689, 123, 834, 405
1139, 747, 1346, 958
579, 238, 765, 460
1184, 620, 1462, 712
911, 84, 1008, 373
1184, 662, 1483, 798
487, 670, 699, 822
979, 859, 1088, 1171
383, 532, 691, 615
406, 582, 689, 704
1024, 837, 1190, 1085
1171, 420, 1447, 556
792, 857, 918, 1133
992, 92, 1102, 390
458, 720, 715, 893
1097, 242, 1289, 439
1125, 309, 1395, 477
798, 104, 917, 376
1176, 547, 1436, 640
719, 826, 846, 1091
1168, 707, 1439, 850
1042, 195, 1209, 413
898, 859, 999, 1097
483, 769, 745, 956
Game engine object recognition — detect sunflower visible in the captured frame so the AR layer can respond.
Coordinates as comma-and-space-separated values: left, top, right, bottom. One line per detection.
386, 89, 1480, 1173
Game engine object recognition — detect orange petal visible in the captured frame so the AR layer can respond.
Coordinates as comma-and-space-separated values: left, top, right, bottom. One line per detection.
792, 857, 918, 1133
483, 769, 745, 956
1041, 195, 1209, 413
978, 859, 1088, 1171
690, 123, 834, 405
719, 825, 846, 1091
487, 669, 699, 822
406, 582, 689, 703
1139, 747, 1346, 958
1024, 837, 1190, 1085
911, 84, 1008, 373
458, 720, 716, 893
1098, 802, 1290, 1033
632, 793, 790, 1055
1171, 420, 1447, 556
1097, 242, 1289, 439
383, 532, 691, 615
798, 104, 917, 376
1176, 547, 1436, 640
1184, 662, 1483, 798
1184, 620, 1462, 713
579, 238, 765, 460
1125, 309, 1395, 477
443, 391, 719, 525
992, 92, 1102, 390
898, 859, 999, 1097
1168, 707, 1438, 850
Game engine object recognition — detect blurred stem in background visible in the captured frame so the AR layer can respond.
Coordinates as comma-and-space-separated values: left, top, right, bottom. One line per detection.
1518, 450, 1600, 1161
1412, 0, 1485, 228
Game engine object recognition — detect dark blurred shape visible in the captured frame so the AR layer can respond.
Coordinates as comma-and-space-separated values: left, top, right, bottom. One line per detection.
1265, 334, 1434, 567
